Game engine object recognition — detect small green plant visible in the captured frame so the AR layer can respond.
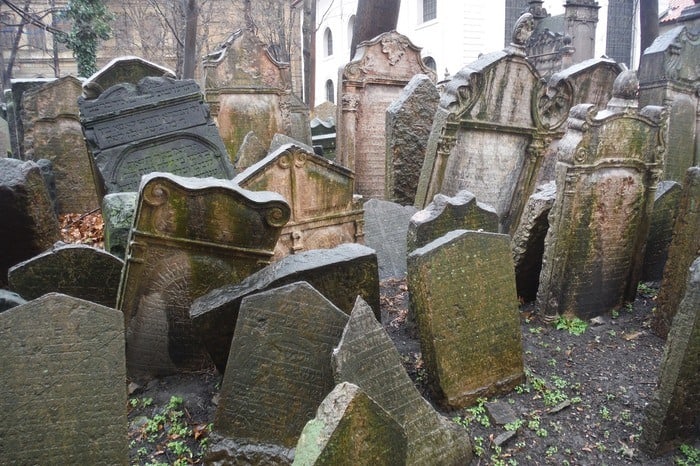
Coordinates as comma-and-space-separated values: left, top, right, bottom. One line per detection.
675, 444, 700, 466
546, 445, 558, 457
472, 436, 486, 457
548, 358, 557, 367
514, 383, 530, 394
464, 398, 491, 427
637, 282, 657, 297
167, 440, 192, 457
612, 309, 620, 319
599, 406, 612, 421
529, 326, 543, 334
554, 316, 588, 335
504, 419, 525, 431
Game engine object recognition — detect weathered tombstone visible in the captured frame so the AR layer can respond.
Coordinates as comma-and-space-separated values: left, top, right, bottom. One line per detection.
4, 78, 54, 158
83, 55, 176, 95
8, 242, 124, 308
642, 181, 682, 281
407, 229, 524, 408
190, 243, 379, 372
101, 192, 137, 259
78, 76, 235, 198
363, 199, 417, 279
338, 30, 436, 199
0, 293, 127, 465
0, 158, 60, 287
385, 74, 439, 205
537, 72, 666, 320
641, 256, 700, 456
118, 172, 290, 379
333, 297, 473, 466
407, 190, 498, 251
233, 130, 267, 172
20, 76, 99, 213
0, 116, 10, 156
36, 158, 58, 214
653, 167, 700, 338
0, 289, 26, 312
293, 382, 407, 466
207, 282, 349, 465
235, 143, 364, 260
269, 132, 316, 155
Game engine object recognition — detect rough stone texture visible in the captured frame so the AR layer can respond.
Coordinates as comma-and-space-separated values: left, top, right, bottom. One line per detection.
118, 172, 290, 379
84, 55, 175, 93
8, 242, 124, 308
0, 293, 127, 465
190, 243, 379, 373
408, 230, 524, 408
385, 74, 439, 205
333, 297, 473, 466
0, 158, 60, 287
101, 192, 137, 259
0, 289, 26, 312
293, 382, 407, 466
233, 130, 267, 172
210, 282, 349, 465
0, 116, 10, 156
642, 181, 682, 281
654, 167, 700, 338
236, 143, 364, 260
36, 159, 57, 214
363, 199, 417, 279
338, 31, 436, 199
407, 190, 498, 252
641, 256, 700, 456
4, 79, 54, 159
537, 74, 666, 320
269, 132, 316, 155
78, 76, 235, 198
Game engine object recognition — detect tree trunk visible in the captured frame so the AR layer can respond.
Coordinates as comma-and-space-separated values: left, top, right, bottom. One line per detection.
302, 0, 315, 107
639, 0, 659, 63
182, 0, 198, 79
3, 1, 31, 91
350, 0, 400, 59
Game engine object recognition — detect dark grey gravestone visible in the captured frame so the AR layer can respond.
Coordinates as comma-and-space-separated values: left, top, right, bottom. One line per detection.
332, 297, 473, 466
8, 242, 124, 308
36, 159, 58, 215
101, 192, 137, 259
208, 282, 349, 465
190, 243, 379, 373
233, 130, 267, 172
643, 181, 682, 281
0, 293, 127, 465
0, 290, 26, 312
363, 199, 418, 279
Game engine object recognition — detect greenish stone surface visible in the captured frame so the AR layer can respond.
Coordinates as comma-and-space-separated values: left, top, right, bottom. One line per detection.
102, 192, 137, 259
642, 181, 682, 281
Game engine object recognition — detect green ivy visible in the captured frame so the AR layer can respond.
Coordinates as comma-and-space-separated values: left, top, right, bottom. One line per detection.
56, 0, 113, 77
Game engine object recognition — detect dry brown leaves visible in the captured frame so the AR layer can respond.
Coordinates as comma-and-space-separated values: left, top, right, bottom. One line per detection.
58, 211, 105, 249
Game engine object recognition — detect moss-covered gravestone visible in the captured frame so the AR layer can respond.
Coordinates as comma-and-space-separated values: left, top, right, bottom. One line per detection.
642, 180, 682, 282
101, 192, 137, 259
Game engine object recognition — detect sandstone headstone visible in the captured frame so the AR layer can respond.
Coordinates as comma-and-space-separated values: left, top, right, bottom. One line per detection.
293, 382, 407, 466
190, 243, 379, 372
643, 181, 682, 281
84, 55, 175, 95
4, 78, 54, 158
363, 199, 417, 279
0, 293, 127, 465
385, 74, 439, 205
332, 297, 473, 465
233, 130, 267, 172
0, 289, 26, 312
0, 158, 60, 287
102, 192, 137, 259
208, 282, 349, 465
8, 242, 124, 308
118, 172, 290, 379
408, 229, 524, 408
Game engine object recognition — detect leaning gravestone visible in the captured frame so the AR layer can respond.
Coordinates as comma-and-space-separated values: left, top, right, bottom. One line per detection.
293, 382, 407, 466
641, 256, 700, 456
4, 78, 54, 158
0, 293, 127, 465
8, 242, 124, 308
190, 243, 379, 373
118, 172, 290, 379
642, 181, 682, 282
101, 192, 137, 259
0, 289, 26, 312
233, 130, 267, 172
333, 297, 473, 465
363, 199, 417, 279
83, 55, 175, 94
207, 282, 349, 465
408, 229, 524, 408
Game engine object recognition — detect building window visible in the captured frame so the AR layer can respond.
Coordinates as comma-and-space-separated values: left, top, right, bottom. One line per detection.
325, 79, 334, 103
423, 56, 436, 71
25, 23, 46, 50
324, 27, 333, 57
422, 0, 437, 22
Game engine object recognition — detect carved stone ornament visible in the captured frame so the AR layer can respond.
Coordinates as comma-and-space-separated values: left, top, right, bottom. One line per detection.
512, 13, 536, 46
440, 67, 484, 117
341, 93, 360, 111
535, 79, 574, 130
381, 34, 409, 66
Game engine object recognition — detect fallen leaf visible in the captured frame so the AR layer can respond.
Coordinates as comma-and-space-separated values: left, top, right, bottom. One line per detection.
622, 331, 642, 341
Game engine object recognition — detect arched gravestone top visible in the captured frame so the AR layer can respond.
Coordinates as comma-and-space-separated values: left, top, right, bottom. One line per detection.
83, 55, 175, 95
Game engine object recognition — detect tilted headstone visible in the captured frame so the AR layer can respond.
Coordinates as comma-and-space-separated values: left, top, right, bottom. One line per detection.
118, 172, 290, 379
537, 71, 666, 320
83, 55, 176, 95
641, 256, 700, 456
8, 242, 124, 308
0, 158, 60, 287
293, 382, 407, 466
269, 132, 316, 155
363, 199, 417, 279
642, 181, 682, 281
101, 192, 137, 259
338, 30, 436, 199
4, 78, 54, 158
653, 167, 700, 338
235, 143, 364, 260
407, 229, 524, 408
407, 190, 498, 252
190, 243, 379, 373
0, 116, 10, 157
207, 282, 349, 465
0, 293, 127, 465
78, 76, 235, 198
332, 297, 473, 466
0, 289, 26, 312
233, 130, 267, 172
386, 74, 439, 205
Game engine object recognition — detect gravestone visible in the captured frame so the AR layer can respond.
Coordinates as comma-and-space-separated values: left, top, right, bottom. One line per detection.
190, 243, 379, 372
653, 167, 700, 338
118, 172, 290, 379
233, 130, 267, 172
385, 74, 439, 205
84, 56, 176, 95
293, 382, 407, 466
4, 78, 54, 158
333, 297, 473, 465
407, 190, 499, 251
338, 30, 436, 199
78, 76, 235, 198
0, 116, 10, 156
235, 143, 364, 260
208, 282, 349, 465
269, 133, 316, 155
102, 192, 137, 259
363, 199, 417, 279
0, 293, 127, 465
537, 72, 666, 320
642, 181, 682, 281
0, 158, 60, 287
8, 242, 124, 308
36, 159, 57, 214
641, 256, 700, 456
0, 290, 26, 312
407, 229, 524, 408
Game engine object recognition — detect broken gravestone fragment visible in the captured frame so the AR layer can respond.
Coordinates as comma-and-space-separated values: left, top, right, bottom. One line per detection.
363, 199, 417, 279
101, 192, 137, 259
